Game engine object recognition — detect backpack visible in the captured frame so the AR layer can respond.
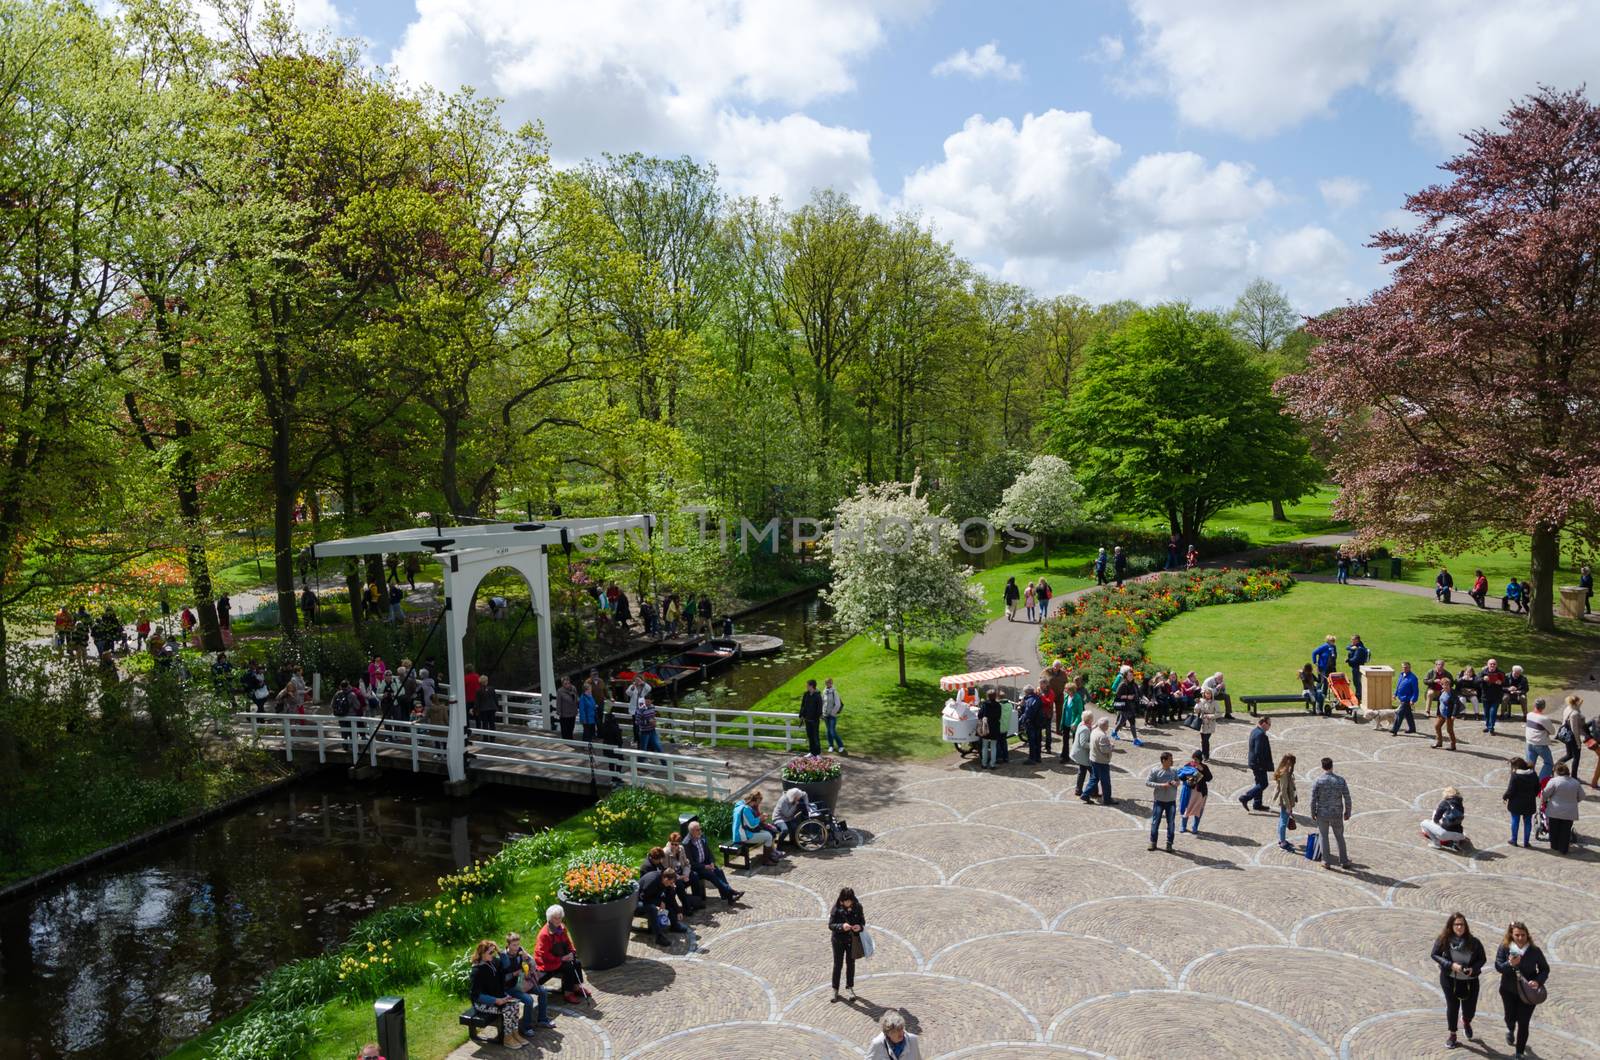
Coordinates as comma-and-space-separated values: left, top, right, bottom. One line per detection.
1440, 802, 1464, 831
331, 691, 352, 717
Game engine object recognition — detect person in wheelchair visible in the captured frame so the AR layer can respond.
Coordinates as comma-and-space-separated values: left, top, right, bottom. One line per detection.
774, 786, 812, 842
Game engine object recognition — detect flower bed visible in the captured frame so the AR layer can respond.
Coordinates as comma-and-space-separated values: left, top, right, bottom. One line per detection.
558, 844, 639, 904
1039, 568, 1294, 700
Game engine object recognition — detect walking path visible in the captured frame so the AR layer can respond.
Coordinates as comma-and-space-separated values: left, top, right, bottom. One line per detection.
436, 550, 1600, 1059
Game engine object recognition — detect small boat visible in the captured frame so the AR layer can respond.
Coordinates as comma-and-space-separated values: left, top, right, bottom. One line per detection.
678, 638, 739, 677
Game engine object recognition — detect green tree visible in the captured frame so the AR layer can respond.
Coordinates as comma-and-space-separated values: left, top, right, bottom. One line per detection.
991, 455, 1084, 567
1228, 277, 1310, 521
1052, 304, 1318, 542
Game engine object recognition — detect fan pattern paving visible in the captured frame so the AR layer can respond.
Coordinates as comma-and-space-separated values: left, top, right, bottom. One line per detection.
449, 717, 1600, 1058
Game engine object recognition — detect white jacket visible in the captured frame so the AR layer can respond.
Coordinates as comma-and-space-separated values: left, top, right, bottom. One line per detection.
822, 686, 842, 717
866, 1032, 922, 1060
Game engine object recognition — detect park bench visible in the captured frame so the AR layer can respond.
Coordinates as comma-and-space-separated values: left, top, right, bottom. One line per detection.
1239, 694, 1310, 716
721, 840, 760, 868
459, 1004, 503, 1046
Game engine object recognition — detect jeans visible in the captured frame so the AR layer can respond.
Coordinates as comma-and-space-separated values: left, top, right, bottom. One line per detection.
581, 721, 597, 741
1113, 713, 1138, 740
639, 729, 663, 754
476, 994, 531, 1035
1315, 817, 1349, 864
1083, 762, 1112, 801
1527, 743, 1554, 779
981, 737, 998, 768
1560, 736, 1581, 774
1278, 807, 1293, 844
1149, 800, 1175, 844
1510, 813, 1533, 845
824, 715, 843, 750
389, 602, 403, 622
1026, 724, 1042, 761
692, 862, 734, 901
508, 985, 547, 1028
1391, 702, 1416, 734
1243, 768, 1269, 809
1484, 701, 1500, 732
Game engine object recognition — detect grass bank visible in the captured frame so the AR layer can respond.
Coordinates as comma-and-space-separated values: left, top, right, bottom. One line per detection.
1145, 580, 1600, 705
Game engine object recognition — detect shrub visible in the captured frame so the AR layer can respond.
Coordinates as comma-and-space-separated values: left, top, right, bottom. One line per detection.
206, 1004, 316, 1060
590, 786, 663, 843
690, 800, 733, 844
429, 949, 474, 995
557, 843, 638, 904
346, 902, 429, 949
421, 892, 500, 945
496, 827, 577, 873
437, 856, 513, 898
253, 953, 342, 1012
335, 937, 430, 998
1039, 568, 1295, 701
781, 754, 842, 783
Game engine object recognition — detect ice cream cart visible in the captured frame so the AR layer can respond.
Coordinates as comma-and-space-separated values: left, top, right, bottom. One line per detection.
940, 665, 1029, 757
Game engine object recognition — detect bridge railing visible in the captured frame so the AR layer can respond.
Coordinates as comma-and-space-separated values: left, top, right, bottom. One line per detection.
494, 690, 700, 742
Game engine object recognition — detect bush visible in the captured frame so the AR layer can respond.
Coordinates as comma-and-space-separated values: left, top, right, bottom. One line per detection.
335, 937, 430, 999
781, 754, 842, 783
437, 856, 514, 899
254, 953, 343, 1012
207, 1004, 317, 1060
690, 800, 733, 844
346, 902, 429, 949
1039, 568, 1295, 700
422, 892, 499, 945
496, 827, 577, 873
590, 786, 664, 843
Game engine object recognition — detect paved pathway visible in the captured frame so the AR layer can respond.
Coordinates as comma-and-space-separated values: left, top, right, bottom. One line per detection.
447, 712, 1600, 1059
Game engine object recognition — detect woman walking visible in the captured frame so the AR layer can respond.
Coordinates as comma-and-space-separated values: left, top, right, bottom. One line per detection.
1023, 582, 1036, 623
1070, 710, 1094, 795
1494, 921, 1549, 1057
1178, 749, 1212, 834
829, 887, 865, 1001
1433, 676, 1459, 751
1003, 576, 1019, 621
1559, 695, 1585, 775
1503, 757, 1540, 848
822, 678, 845, 754
1431, 911, 1486, 1048
1543, 763, 1583, 853
1273, 754, 1298, 852
1195, 687, 1220, 760
1059, 677, 1085, 764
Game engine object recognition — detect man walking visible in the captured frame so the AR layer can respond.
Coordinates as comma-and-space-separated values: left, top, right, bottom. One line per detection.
1239, 717, 1273, 812
1146, 751, 1180, 851
1019, 685, 1043, 763
1310, 757, 1353, 870
1081, 718, 1115, 805
1112, 546, 1129, 587
1346, 634, 1371, 700
1391, 661, 1419, 735
799, 679, 824, 755
1094, 548, 1108, 586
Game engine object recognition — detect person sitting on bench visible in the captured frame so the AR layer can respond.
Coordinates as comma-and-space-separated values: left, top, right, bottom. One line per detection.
470, 939, 534, 1048
1202, 671, 1233, 718
637, 866, 686, 945
640, 845, 698, 912
683, 821, 743, 905
534, 905, 587, 1004
733, 791, 782, 865
1504, 665, 1529, 719
496, 932, 555, 1034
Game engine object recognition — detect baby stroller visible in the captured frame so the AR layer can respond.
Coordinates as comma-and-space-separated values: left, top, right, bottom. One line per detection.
1535, 775, 1552, 843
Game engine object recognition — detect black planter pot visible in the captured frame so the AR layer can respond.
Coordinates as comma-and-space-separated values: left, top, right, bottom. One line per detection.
784, 773, 843, 812
558, 882, 638, 971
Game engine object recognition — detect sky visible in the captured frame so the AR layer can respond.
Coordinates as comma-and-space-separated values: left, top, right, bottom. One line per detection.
291, 0, 1600, 316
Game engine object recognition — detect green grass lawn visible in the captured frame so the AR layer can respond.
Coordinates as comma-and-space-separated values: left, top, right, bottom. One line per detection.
1146, 580, 1600, 708
1116, 485, 1345, 546
742, 553, 1093, 759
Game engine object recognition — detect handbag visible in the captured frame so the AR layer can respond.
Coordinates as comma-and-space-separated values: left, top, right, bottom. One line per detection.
1517, 973, 1548, 1007
1183, 713, 1203, 731
858, 927, 875, 959
1286, 816, 1297, 831
1557, 723, 1574, 744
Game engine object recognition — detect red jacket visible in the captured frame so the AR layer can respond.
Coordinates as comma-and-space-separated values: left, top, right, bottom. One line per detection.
534, 924, 574, 972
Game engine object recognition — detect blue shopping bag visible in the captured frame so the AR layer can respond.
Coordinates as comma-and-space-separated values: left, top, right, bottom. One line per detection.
1304, 832, 1319, 862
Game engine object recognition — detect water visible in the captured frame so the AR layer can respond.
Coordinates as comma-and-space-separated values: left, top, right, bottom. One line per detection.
649, 592, 849, 713
0, 776, 586, 1060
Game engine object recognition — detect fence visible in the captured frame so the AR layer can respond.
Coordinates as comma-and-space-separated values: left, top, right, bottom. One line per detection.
494, 690, 805, 750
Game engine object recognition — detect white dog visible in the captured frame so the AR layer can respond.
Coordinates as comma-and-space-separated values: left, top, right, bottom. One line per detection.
1353, 704, 1397, 729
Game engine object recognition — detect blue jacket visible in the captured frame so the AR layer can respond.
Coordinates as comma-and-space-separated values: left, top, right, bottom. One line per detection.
1018, 693, 1042, 731
1395, 671, 1419, 703
578, 692, 598, 725
1346, 642, 1370, 667
1247, 726, 1273, 772
732, 801, 763, 843
1311, 642, 1336, 674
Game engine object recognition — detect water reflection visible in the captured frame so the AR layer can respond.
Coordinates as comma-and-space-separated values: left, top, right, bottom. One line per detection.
669, 594, 848, 712
0, 776, 584, 1060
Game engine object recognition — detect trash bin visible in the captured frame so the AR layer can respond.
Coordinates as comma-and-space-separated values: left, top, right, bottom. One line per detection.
1389, 557, 1402, 580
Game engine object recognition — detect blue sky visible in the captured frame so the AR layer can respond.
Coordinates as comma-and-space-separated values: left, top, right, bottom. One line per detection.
309, 0, 1599, 315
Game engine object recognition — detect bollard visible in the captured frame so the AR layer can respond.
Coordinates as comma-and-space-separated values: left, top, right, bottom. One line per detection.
374, 996, 408, 1060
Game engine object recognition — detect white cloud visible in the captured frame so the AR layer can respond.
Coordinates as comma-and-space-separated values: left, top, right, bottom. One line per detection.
388, 0, 918, 204
1124, 0, 1600, 144
1318, 176, 1368, 211
1116, 152, 1278, 227
931, 41, 1022, 81
901, 109, 1350, 311
1092, 35, 1125, 63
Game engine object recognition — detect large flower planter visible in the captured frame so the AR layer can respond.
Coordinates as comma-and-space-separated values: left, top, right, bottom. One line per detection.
784, 774, 843, 812
558, 882, 638, 971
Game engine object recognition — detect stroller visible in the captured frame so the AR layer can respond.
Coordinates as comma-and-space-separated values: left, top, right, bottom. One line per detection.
1535, 775, 1553, 843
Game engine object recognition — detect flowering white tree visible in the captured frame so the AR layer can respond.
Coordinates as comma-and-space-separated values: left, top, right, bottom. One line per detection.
991, 455, 1084, 567
823, 479, 987, 686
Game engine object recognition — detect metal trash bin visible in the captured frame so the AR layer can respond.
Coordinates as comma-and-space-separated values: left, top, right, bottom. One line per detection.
1389, 557, 1402, 580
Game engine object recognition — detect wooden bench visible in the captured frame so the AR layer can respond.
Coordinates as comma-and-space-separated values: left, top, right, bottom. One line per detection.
1239, 694, 1311, 716
721, 840, 765, 868
459, 1005, 502, 1045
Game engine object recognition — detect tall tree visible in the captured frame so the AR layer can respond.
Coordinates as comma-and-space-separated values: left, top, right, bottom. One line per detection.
991, 455, 1084, 567
1229, 277, 1304, 521
1280, 87, 1600, 632
1054, 304, 1318, 543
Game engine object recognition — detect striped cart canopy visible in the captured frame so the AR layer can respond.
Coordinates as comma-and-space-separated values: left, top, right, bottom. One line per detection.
939, 666, 1029, 691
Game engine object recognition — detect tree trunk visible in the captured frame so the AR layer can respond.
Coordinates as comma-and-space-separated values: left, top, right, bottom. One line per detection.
1270, 498, 1288, 522
896, 631, 906, 687
1529, 523, 1559, 633
1166, 504, 1180, 538
1042, 533, 1049, 569
272, 459, 298, 634
0, 614, 15, 775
